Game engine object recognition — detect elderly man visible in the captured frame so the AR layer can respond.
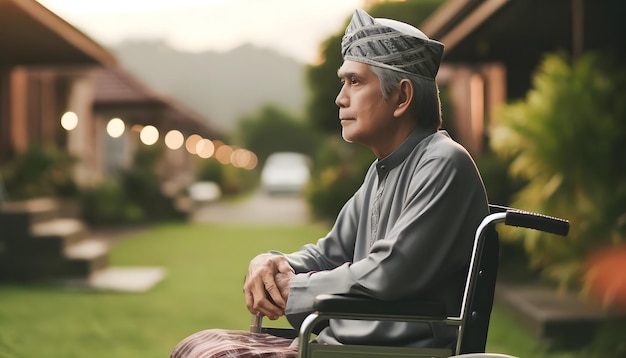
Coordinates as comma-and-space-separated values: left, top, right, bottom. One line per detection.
171, 8, 488, 358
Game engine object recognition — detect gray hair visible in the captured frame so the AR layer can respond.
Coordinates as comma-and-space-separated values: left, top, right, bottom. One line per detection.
369, 65, 442, 130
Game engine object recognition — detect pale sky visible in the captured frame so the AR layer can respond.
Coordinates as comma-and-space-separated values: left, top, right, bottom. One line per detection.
37, 0, 365, 63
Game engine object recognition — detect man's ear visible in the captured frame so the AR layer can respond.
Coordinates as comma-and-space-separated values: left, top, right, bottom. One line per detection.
394, 79, 414, 118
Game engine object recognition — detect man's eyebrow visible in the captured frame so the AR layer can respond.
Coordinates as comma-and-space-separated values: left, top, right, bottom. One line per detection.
337, 70, 358, 78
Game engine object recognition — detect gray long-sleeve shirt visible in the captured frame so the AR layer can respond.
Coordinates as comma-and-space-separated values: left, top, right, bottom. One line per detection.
281, 128, 489, 348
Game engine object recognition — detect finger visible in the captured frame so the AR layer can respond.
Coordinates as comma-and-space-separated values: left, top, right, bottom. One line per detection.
276, 259, 295, 274
254, 293, 284, 319
245, 290, 256, 315
248, 278, 283, 317
263, 276, 286, 309
244, 276, 266, 313
259, 301, 284, 319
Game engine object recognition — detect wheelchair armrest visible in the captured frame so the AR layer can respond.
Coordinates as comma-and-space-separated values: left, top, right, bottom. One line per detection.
313, 294, 447, 319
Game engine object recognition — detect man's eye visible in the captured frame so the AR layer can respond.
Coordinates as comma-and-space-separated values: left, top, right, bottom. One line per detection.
350, 77, 359, 85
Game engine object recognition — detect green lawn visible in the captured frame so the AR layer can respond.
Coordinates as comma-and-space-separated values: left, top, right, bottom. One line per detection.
0, 222, 587, 357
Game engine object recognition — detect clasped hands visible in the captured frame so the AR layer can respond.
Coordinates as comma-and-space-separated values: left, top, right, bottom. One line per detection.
244, 253, 295, 320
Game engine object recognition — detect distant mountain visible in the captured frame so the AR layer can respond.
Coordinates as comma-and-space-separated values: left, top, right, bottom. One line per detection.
111, 41, 306, 133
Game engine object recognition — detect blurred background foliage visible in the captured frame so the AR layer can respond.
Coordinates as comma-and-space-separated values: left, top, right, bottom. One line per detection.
80, 146, 186, 226
487, 51, 626, 357
236, 104, 320, 165
490, 52, 626, 293
1, 144, 78, 200
198, 158, 257, 197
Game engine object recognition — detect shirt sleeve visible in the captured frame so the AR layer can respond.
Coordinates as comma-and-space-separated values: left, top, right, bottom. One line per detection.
285, 151, 487, 325
277, 191, 362, 273
273, 163, 377, 272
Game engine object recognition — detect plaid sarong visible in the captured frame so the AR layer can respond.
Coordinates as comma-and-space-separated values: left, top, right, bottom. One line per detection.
170, 329, 298, 358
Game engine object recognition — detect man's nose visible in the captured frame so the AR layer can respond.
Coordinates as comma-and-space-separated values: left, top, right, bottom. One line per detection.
335, 87, 348, 108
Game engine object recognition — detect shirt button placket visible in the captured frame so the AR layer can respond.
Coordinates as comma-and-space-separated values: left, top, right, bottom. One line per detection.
370, 167, 387, 247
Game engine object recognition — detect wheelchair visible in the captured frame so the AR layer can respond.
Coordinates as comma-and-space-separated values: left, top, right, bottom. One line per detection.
252, 205, 570, 358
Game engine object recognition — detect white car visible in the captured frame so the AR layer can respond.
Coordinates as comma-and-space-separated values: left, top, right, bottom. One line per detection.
260, 152, 311, 195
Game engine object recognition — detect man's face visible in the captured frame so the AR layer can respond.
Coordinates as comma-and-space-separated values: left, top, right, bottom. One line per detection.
336, 61, 398, 153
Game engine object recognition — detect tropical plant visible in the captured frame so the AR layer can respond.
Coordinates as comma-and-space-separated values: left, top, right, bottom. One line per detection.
490, 52, 626, 290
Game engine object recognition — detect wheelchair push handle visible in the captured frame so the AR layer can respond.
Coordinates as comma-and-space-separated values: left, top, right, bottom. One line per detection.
504, 209, 569, 236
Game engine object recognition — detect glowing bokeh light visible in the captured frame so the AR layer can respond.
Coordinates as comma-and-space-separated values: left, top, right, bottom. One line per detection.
140, 125, 159, 145
165, 130, 184, 149
215, 145, 233, 164
231, 148, 249, 168
185, 134, 202, 154
225, 148, 258, 170
197, 139, 215, 158
244, 152, 258, 170
106, 117, 125, 138
60, 111, 78, 130
212, 140, 224, 150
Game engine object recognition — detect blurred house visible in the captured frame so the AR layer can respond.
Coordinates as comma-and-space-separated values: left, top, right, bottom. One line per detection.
92, 67, 221, 193
0, 0, 222, 288
0, 0, 220, 195
423, 0, 626, 157
0, 0, 115, 169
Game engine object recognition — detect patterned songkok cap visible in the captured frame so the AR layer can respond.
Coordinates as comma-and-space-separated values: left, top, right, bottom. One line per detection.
341, 9, 444, 81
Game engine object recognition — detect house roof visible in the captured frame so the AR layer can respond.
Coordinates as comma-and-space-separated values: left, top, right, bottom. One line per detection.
422, 0, 626, 98
0, 0, 116, 66
94, 67, 222, 139
422, 0, 626, 64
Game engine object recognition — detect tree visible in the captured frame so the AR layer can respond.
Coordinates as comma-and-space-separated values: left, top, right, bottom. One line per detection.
306, 34, 344, 134
236, 104, 319, 165
490, 52, 626, 290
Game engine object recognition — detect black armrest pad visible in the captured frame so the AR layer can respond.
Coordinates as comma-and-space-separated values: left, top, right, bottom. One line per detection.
313, 294, 446, 318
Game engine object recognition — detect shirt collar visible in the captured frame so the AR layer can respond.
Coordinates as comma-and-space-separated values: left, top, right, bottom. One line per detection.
375, 127, 436, 181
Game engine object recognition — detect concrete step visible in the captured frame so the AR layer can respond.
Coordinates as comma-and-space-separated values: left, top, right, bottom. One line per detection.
30, 217, 87, 251
59, 267, 166, 293
64, 239, 110, 276
0, 256, 67, 281
32, 217, 85, 238
65, 238, 109, 259
0, 198, 62, 240
1, 197, 60, 224
0, 238, 110, 281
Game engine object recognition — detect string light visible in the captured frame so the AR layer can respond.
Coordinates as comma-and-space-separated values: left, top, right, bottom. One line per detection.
165, 130, 184, 149
60, 111, 78, 130
140, 125, 159, 145
106, 118, 125, 138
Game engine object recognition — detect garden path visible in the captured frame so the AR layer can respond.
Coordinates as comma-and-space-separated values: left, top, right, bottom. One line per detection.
190, 191, 311, 225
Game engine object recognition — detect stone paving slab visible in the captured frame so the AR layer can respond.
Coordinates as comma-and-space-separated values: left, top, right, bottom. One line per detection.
59, 267, 166, 293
